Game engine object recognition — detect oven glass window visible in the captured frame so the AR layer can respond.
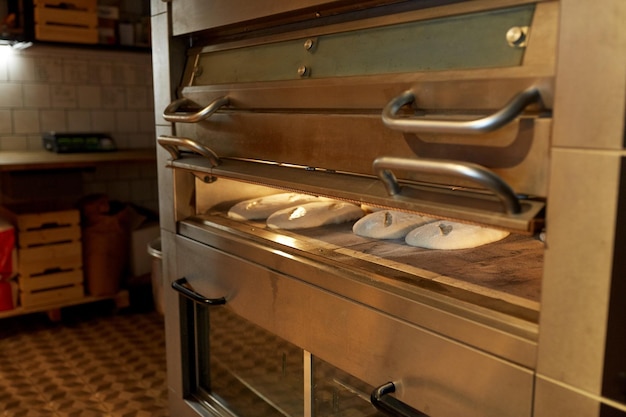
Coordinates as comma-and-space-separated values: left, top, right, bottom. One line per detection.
192, 302, 304, 417
312, 356, 386, 417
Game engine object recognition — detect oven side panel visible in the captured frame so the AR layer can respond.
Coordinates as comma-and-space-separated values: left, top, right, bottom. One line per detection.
536, 0, 626, 415
151, 2, 201, 415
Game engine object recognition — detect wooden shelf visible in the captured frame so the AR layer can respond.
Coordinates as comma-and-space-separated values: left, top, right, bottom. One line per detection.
0, 290, 130, 321
0, 149, 156, 172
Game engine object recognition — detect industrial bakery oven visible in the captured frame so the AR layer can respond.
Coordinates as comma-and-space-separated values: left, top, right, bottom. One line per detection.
150, 1, 626, 416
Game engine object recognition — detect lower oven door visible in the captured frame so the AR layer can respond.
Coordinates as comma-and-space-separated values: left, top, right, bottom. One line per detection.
176, 285, 389, 417
171, 232, 534, 417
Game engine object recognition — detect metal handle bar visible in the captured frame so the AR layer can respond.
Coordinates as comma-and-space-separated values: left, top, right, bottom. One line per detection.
172, 277, 226, 305
163, 96, 230, 123
371, 382, 429, 417
157, 135, 221, 167
382, 87, 541, 134
373, 156, 521, 214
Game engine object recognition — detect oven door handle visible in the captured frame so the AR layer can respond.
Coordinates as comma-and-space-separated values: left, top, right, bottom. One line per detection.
163, 96, 230, 123
157, 135, 221, 166
371, 382, 429, 417
382, 87, 541, 134
373, 156, 521, 214
172, 277, 227, 305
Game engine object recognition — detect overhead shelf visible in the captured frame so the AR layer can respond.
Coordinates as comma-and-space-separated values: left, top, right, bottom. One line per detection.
0, 149, 156, 172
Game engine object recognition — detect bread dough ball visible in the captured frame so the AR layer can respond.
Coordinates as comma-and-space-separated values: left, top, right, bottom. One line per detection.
405, 220, 509, 250
267, 201, 364, 230
228, 193, 322, 221
352, 210, 435, 239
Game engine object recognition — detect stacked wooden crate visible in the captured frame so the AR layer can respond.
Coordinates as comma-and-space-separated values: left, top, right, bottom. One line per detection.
34, 0, 98, 44
4, 208, 85, 308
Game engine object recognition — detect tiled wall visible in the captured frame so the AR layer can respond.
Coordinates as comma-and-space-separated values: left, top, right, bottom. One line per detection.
0, 44, 158, 213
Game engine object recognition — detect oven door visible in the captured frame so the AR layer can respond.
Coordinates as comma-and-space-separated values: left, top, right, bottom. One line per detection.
175, 283, 390, 417
170, 223, 535, 417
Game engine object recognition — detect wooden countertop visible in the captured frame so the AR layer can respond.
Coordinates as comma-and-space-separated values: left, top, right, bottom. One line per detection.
0, 149, 157, 171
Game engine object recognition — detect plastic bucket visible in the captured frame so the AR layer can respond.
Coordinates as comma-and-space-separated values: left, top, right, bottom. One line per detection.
147, 237, 164, 315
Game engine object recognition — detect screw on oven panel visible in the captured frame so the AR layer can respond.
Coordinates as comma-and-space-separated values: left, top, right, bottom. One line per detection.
304, 38, 315, 51
298, 65, 310, 77
506, 26, 529, 47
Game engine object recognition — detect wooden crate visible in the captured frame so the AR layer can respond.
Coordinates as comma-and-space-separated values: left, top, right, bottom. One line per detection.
0, 206, 84, 308
34, 0, 98, 44
20, 284, 84, 308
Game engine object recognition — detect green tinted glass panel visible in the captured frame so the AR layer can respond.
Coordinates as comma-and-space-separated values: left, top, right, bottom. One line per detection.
194, 4, 534, 85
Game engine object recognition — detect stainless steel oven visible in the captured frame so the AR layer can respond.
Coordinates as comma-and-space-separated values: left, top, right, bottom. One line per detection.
150, 0, 626, 416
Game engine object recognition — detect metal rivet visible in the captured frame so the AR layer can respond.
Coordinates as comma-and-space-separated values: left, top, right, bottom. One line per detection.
304, 39, 314, 51
297, 66, 309, 77
506, 26, 528, 47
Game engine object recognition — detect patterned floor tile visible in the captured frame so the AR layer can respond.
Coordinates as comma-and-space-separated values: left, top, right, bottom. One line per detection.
0, 305, 169, 417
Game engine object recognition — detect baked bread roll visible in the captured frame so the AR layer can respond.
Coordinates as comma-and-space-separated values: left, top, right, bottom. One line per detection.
267, 201, 364, 230
228, 193, 322, 221
352, 210, 435, 239
405, 220, 509, 250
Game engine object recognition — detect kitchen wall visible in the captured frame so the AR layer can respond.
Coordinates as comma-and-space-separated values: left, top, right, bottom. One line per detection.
0, 45, 158, 212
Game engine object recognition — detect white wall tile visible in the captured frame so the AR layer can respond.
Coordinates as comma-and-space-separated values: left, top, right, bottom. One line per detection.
7, 56, 35, 81
23, 84, 51, 108
119, 163, 141, 179
139, 162, 157, 178
40, 109, 68, 132
130, 178, 156, 201
78, 85, 102, 108
33, 57, 64, 82
67, 110, 92, 131
83, 181, 107, 196
134, 132, 155, 148
102, 86, 126, 109
139, 110, 155, 133
91, 62, 114, 85
64, 60, 90, 84
27, 135, 44, 150
51, 85, 77, 108
0, 84, 23, 107
90, 110, 116, 132
94, 165, 119, 180
126, 86, 150, 109
13, 110, 40, 134
113, 132, 131, 148
0, 110, 11, 133
0, 136, 28, 150
116, 110, 139, 132
107, 180, 131, 201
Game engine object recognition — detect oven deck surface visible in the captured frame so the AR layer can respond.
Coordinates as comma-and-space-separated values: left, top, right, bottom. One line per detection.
190, 210, 544, 314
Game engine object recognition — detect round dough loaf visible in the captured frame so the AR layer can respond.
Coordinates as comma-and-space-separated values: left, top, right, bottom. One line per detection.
228, 193, 322, 221
352, 210, 435, 239
405, 220, 509, 250
267, 201, 364, 230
